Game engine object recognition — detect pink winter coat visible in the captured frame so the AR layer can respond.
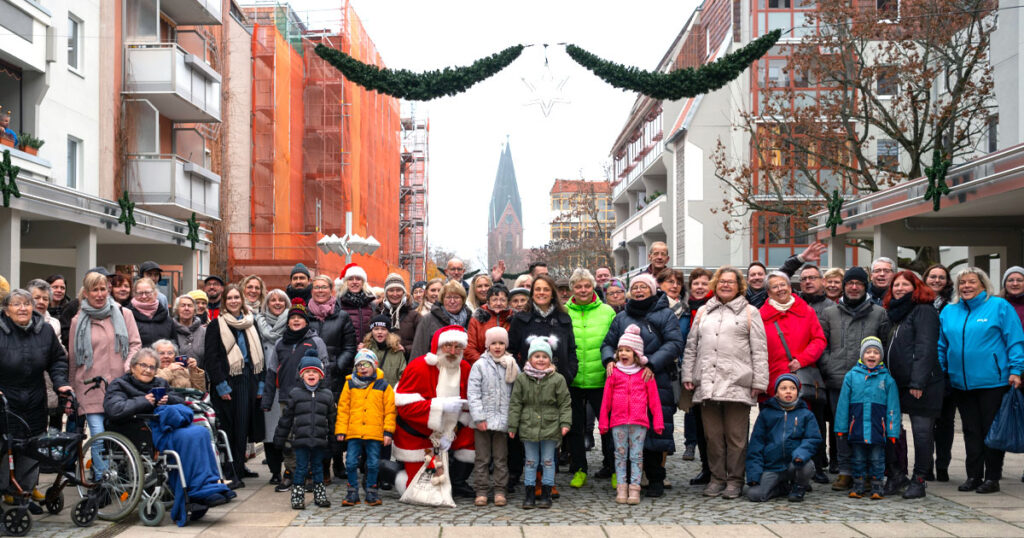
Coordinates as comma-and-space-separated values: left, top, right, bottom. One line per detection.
598, 367, 664, 435
68, 307, 142, 414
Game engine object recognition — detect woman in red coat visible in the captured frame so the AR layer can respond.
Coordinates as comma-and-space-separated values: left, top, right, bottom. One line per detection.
759, 271, 826, 397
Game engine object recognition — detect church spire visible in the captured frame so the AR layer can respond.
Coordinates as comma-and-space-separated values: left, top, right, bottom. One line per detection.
488, 140, 523, 231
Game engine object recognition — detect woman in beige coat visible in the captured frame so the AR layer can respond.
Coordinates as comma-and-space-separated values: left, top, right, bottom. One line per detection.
682, 266, 769, 500
68, 271, 142, 479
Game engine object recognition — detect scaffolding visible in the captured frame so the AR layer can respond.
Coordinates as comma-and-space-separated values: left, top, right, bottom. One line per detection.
399, 109, 429, 282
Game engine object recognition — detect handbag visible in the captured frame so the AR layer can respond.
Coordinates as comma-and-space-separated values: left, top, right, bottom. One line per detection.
399, 449, 456, 507
985, 388, 1024, 453
773, 321, 826, 403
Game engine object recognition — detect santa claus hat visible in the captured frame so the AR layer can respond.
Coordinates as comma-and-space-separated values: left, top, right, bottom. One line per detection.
430, 325, 468, 353
342, 262, 367, 282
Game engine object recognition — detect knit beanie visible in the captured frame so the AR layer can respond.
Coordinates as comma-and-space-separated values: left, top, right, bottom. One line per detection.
298, 351, 324, 377
384, 273, 407, 293
354, 348, 379, 370
412, 281, 427, 293
843, 266, 869, 287
1003, 266, 1024, 289
369, 314, 390, 331
616, 324, 647, 365
485, 326, 509, 348
775, 372, 801, 393
860, 336, 884, 360
287, 298, 309, 321
526, 335, 557, 361
187, 289, 209, 303
290, 263, 311, 279
630, 274, 658, 297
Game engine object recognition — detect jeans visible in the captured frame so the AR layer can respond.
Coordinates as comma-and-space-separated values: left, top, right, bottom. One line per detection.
828, 388, 853, 475
85, 413, 108, 478
747, 463, 814, 502
611, 425, 646, 485
294, 446, 328, 485
568, 387, 613, 473
851, 443, 886, 480
523, 440, 557, 487
345, 439, 381, 489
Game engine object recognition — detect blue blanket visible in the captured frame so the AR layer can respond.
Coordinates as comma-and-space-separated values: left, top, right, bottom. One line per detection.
152, 405, 231, 526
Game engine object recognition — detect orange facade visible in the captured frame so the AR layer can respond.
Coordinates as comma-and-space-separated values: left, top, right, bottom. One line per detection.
230, 2, 404, 289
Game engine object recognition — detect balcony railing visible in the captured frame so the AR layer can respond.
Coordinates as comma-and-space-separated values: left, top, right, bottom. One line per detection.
610, 195, 667, 248
0, 0, 51, 73
159, 0, 222, 26
127, 154, 220, 220
123, 43, 222, 122
613, 137, 665, 200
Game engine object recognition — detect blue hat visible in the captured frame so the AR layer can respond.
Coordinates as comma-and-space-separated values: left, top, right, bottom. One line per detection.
298, 351, 324, 378
526, 335, 557, 362
775, 373, 801, 392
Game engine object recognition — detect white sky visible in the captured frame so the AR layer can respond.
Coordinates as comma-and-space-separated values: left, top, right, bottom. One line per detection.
285, 0, 701, 271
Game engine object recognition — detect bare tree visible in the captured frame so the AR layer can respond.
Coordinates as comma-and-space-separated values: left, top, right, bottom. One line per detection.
541, 181, 614, 278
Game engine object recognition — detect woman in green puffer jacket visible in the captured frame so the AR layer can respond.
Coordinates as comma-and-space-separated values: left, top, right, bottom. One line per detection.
564, 268, 617, 487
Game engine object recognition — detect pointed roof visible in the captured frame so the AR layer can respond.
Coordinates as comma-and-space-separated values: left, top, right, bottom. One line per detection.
488, 141, 523, 231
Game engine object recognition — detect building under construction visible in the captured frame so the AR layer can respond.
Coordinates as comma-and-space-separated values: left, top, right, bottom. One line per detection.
399, 109, 429, 283
232, 1, 403, 289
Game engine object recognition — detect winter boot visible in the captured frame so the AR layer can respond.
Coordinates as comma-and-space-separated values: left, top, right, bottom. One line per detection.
290, 485, 305, 510
903, 475, 927, 499
537, 486, 553, 509
870, 478, 885, 499
275, 470, 293, 492
365, 487, 382, 506
522, 486, 536, 509
883, 474, 909, 497
788, 482, 806, 502
615, 483, 628, 504
342, 487, 361, 507
450, 460, 476, 498
832, 474, 852, 491
313, 483, 330, 508
627, 484, 641, 505
848, 477, 865, 499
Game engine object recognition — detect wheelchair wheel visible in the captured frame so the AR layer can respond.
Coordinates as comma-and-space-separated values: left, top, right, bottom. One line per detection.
138, 499, 165, 526
80, 431, 144, 521
71, 499, 97, 527
2, 508, 32, 537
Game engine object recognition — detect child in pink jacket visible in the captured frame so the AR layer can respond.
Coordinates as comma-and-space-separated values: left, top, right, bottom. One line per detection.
599, 324, 664, 505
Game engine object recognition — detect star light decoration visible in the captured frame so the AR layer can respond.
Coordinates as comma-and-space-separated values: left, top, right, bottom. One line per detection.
522, 45, 569, 117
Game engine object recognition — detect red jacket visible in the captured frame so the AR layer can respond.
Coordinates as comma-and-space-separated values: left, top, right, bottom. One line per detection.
759, 296, 826, 396
465, 306, 512, 364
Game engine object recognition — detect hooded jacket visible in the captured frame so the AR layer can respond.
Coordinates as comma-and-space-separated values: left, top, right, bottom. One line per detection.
566, 293, 617, 389
598, 366, 664, 434
0, 311, 69, 435
746, 397, 822, 483
682, 295, 769, 406
308, 300, 357, 392
507, 369, 571, 442
884, 298, 944, 417
275, 381, 336, 449
261, 329, 330, 408
465, 305, 513, 364
760, 296, 826, 396
466, 352, 516, 432
938, 292, 1024, 391
834, 360, 901, 444
817, 299, 889, 390
334, 369, 395, 442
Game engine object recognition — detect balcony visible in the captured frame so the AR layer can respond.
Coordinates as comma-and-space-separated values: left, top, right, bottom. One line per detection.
611, 195, 667, 248
0, 0, 51, 73
160, 0, 222, 26
127, 154, 220, 220
123, 43, 222, 122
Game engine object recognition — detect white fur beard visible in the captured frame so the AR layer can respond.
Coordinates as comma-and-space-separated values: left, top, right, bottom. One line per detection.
436, 355, 461, 399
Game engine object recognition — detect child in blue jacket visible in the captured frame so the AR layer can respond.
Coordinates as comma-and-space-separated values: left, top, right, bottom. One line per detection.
746, 373, 822, 502
835, 336, 901, 499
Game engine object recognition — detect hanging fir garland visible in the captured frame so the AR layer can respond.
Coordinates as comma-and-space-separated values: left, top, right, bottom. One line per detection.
117, 190, 136, 235
0, 149, 21, 207
186, 212, 201, 250
825, 188, 845, 237
565, 30, 782, 100
314, 44, 525, 101
923, 146, 952, 212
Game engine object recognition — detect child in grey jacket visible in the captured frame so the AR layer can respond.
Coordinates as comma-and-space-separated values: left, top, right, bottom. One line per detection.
467, 326, 520, 507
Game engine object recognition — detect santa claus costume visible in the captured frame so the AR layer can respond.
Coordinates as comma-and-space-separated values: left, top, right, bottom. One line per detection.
393, 325, 476, 492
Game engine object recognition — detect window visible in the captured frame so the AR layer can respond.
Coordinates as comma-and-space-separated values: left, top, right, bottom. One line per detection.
876, 68, 897, 97
66, 136, 81, 189
987, 116, 998, 153
877, 138, 899, 172
67, 15, 82, 71
877, 0, 900, 21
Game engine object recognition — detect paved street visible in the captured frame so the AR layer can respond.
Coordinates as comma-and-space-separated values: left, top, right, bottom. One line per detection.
27, 412, 1024, 538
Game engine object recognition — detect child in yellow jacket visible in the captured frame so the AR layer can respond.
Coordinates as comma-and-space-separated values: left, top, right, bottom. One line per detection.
335, 349, 396, 506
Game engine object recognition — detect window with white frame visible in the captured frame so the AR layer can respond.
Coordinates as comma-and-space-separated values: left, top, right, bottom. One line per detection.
876, 138, 899, 172
67, 136, 81, 189
68, 14, 82, 71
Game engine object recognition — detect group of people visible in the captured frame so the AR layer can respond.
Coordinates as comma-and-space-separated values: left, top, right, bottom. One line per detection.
0, 244, 1022, 514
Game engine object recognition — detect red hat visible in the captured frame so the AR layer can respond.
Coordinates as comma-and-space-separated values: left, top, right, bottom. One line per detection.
430, 325, 468, 354
342, 262, 367, 282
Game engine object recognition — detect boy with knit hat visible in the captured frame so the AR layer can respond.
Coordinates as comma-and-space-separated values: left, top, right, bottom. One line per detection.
335, 349, 396, 507
467, 326, 520, 506
746, 373, 822, 503
835, 336, 901, 500
275, 355, 335, 510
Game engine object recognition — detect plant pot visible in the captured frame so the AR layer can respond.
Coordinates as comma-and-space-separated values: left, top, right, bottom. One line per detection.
0, 137, 13, 148
23, 147, 38, 156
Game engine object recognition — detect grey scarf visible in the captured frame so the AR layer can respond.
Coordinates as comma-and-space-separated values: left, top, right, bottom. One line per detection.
256, 310, 287, 344
447, 307, 468, 328
74, 297, 130, 370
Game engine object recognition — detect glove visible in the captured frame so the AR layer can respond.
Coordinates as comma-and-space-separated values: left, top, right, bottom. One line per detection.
442, 398, 466, 414
437, 431, 455, 452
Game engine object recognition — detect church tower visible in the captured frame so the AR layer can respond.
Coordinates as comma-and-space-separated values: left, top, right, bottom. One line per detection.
487, 140, 524, 269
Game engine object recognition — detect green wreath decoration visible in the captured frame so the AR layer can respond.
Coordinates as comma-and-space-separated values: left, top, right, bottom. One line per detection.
565, 30, 782, 100
313, 44, 525, 101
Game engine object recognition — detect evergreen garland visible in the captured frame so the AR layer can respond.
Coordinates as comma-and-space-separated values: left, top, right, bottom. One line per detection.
314, 44, 525, 101
923, 146, 952, 212
565, 30, 782, 100
0, 149, 21, 208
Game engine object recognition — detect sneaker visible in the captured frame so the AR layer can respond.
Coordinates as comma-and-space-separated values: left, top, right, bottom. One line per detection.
721, 483, 743, 499
903, 475, 926, 499
611, 473, 617, 489
269, 473, 281, 485
475, 495, 488, 506
494, 493, 507, 507
570, 471, 587, 488
682, 444, 696, 461
832, 474, 852, 491
788, 483, 806, 502
274, 472, 293, 493
703, 481, 726, 497
594, 466, 613, 479
342, 488, 361, 507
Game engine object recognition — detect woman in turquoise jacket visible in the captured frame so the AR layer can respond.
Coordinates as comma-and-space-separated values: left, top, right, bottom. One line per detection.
938, 267, 1024, 494
564, 268, 617, 487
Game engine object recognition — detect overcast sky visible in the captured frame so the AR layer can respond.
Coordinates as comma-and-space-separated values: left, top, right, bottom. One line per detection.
285, 0, 700, 271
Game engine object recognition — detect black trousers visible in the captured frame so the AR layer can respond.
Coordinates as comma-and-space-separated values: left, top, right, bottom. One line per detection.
211, 368, 264, 480
567, 387, 613, 474
934, 391, 958, 473
508, 435, 524, 480
642, 450, 666, 485
956, 386, 1009, 481
806, 398, 829, 471
691, 405, 710, 474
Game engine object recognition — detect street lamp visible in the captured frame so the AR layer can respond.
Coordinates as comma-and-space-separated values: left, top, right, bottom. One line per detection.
318, 212, 380, 264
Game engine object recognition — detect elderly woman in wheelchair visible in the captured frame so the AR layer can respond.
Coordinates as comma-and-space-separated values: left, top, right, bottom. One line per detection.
103, 348, 234, 526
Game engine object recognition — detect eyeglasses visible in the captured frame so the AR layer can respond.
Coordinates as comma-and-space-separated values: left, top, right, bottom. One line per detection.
312, 285, 331, 291
8, 302, 32, 309
801, 275, 821, 280
136, 290, 154, 296
718, 280, 738, 286
871, 268, 893, 274
607, 290, 625, 296
136, 363, 158, 372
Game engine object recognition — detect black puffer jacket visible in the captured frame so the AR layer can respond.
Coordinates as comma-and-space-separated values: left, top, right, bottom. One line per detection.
338, 291, 377, 344
262, 329, 329, 408
274, 383, 336, 449
103, 373, 185, 424
308, 302, 356, 393
600, 292, 685, 453
172, 318, 206, 366
884, 298, 944, 418
0, 311, 69, 436
128, 303, 174, 348
508, 306, 578, 386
